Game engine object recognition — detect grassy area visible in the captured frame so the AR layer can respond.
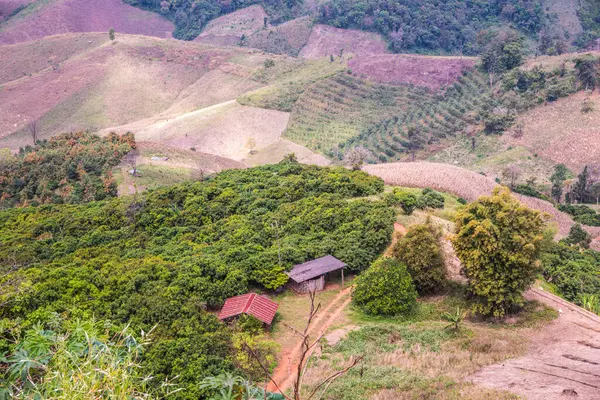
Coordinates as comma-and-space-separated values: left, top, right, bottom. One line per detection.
302, 284, 557, 400
113, 164, 193, 195
238, 58, 346, 111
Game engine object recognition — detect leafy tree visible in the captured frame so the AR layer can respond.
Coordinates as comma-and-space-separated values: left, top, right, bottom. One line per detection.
383, 188, 417, 215
575, 55, 599, 91
109, 27, 116, 43
573, 166, 591, 203
406, 125, 427, 160
352, 258, 417, 316
0, 132, 133, 208
564, 224, 592, 249
452, 187, 547, 317
542, 241, 600, 304
393, 220, 446, 294
550, 164, 568, 202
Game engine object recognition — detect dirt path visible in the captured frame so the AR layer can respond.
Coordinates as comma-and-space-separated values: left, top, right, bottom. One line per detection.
468, 288, 600, 399
268, 287, 353, 393
384, 222, 407, 257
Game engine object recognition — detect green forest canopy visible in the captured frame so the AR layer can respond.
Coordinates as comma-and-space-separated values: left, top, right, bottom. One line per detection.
125, 0, 303, 40
0, 132, 134, 208
317, 0, 544, 54
0, 162, 394, 398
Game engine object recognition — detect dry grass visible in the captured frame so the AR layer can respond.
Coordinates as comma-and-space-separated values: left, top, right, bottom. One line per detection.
505, 91, 600, 172
195, 5, 267, 46
0, 0, 173, 45
0, 33, 279, 148
364, 162, 600, 238
298, 24, 389, 59
245, 16, 314, 57
300, 295, 556, 400
348, 54, 477, 90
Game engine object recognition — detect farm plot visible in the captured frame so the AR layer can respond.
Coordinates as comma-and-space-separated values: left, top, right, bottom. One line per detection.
364, 161, 600, 240
348, 54, 477, 90
283, 73, 412, 153
345, 71, 490, 163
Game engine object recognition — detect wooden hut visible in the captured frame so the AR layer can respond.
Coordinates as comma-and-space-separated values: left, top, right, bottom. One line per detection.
218, 293, 279, 325
286, 255, 346, 294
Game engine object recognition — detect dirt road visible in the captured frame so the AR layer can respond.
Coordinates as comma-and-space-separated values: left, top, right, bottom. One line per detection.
469, 288, 600, 399
267, 287, 353, 393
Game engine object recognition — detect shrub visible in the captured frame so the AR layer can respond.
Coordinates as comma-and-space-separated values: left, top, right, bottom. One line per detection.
452, 187, 547, 317
393, 221, 446, 294
564, 224, 592, 249
352, 258, 417, 316
417, 188, 445, 209
582, 98, 595, 114
383, 188, 418, 215
457, 197, 467, 205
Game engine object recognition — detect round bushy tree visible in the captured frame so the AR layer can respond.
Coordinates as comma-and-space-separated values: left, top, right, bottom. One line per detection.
452, 187, 546, 317
352, 258, 417, 316
393, 220, 446, 294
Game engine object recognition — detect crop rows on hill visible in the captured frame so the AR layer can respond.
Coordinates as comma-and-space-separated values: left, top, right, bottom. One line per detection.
341, 71, 491, 162
283, 73, 420, 152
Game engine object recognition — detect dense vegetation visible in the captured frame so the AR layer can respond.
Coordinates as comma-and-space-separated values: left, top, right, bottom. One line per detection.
0, 132, 133, 208
0, 162, 394, 398
542, 241, 600, 314
318, 0, 545, 54
1, 319, 165, 399
125, 0, 302, 40
393, 220, 446, 294
352, 258, 417, 315
452, 187, 546, 317
576, 0, 600, 49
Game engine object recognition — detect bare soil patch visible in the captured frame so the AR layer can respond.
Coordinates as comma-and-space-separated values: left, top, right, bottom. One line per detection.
245, 16, 313, 57
194, 5, 267, 46
506, 91, 600, 172
0, 33, 268, 146
469, 288, 600, 400
298, 24, 388, 59
348, 54, 477, 90
98, 100, 290, 161
0, 0, 173, 45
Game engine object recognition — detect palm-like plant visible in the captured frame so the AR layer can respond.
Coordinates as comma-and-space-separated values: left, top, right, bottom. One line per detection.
580, 294, 600, 315
442, 307, 467, 332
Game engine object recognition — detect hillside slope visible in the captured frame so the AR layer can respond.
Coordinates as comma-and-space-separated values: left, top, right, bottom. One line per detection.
0, 33, 268, 146
0, 0, 173, 44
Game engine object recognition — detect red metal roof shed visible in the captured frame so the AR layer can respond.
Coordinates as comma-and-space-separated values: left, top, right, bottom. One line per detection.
218, 293, 279, 325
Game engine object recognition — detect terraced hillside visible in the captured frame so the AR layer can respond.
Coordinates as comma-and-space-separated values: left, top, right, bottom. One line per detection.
353, 71, 491, 163
291, 70, 488, 162
283, 73, 410, 153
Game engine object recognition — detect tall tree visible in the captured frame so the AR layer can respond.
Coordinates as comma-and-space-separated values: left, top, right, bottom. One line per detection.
550, 164, 568, 203
452, 188, 547, 317
575, 55, 599, 91
573, 166, 591, 204
406, 125, 427, 160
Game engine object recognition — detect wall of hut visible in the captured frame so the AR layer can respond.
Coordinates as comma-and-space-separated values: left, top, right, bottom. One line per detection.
289, 275, 325, 294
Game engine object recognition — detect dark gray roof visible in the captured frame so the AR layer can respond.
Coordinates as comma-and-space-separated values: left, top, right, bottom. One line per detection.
286, 255, 346, 283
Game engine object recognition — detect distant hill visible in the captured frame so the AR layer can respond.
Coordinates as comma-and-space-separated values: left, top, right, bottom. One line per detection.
0, 0, 173, 45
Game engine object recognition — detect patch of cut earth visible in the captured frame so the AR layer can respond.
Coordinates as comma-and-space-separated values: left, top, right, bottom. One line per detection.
298, 24, 388, 59
506, 91, 600, 172
469, 288, 600, 400
348, 54, 477, 90
194, 5, 267, 46
0, 0, 173, 45
245, 16, 313, 57
324, 325, 358, 346
243, 138, 330, 166
98, 100, 291, 161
